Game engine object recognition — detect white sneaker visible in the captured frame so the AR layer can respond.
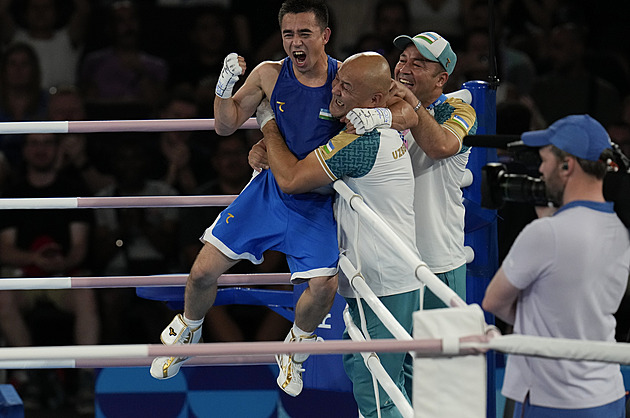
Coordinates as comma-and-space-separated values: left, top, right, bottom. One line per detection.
276, 330, 322, 397
150, 314, 202, 380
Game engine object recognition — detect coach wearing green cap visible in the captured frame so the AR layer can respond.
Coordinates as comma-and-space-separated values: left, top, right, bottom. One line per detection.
391, 31, 476, 313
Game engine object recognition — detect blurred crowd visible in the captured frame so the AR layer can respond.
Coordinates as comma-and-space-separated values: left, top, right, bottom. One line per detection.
0, 0, 628, 415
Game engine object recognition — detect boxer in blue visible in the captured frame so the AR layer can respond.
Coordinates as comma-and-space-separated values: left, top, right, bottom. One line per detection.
151, 0, 415, 397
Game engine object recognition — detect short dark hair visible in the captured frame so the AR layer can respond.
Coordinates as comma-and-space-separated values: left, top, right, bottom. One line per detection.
550, 145, 610, 179
278, 0, 328, 30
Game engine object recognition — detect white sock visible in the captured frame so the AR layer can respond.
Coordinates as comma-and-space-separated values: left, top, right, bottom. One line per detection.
183, 315, 204, 328
291, 324, 313, 339
291, 324, 315, 363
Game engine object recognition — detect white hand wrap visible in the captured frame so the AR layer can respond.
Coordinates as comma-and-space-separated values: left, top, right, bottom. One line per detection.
256, 98, 275, 128
215, 53, 243, 98
347, 108, 392, 134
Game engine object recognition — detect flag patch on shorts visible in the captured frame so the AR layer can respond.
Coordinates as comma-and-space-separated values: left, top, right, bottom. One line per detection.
323, 140, 335, 154
319, 108, 334, 120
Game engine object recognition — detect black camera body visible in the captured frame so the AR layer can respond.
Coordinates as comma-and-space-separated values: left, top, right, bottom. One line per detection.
478, 141, 630, 228
481, 163, 549, 210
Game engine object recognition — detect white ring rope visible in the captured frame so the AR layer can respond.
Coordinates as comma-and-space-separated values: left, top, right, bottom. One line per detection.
0, 273, 291, 290
488, 334, 630, 364
0, 335, 628, 364
0, 355, 276, 370
0, 195, 237, 209
0, 118, 260, 134
340, 254, 413, 343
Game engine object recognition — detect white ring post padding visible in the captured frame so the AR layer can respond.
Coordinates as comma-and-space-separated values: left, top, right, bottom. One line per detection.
343, 307, 414, 418
488, 334, 630, 363
0, 197, 79, 209
0, 277, 73, 290
413, 305, 487, 418
0, 360, 77, 369
0, 195, 238, 210
461, 168, 474, 188
332, 180, 466, 309
0, 121, 69, 134
445, 89, 473, 105
464, 246, 475, 264
340, 255, 413, 342
0, 273, 292, 290
0, 118, 260, 134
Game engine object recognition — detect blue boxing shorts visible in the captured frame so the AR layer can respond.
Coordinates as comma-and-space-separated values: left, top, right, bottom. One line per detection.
202, 169, 339, 282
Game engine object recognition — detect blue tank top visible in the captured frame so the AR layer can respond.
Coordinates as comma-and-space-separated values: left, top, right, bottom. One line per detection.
270, 56, 344, 159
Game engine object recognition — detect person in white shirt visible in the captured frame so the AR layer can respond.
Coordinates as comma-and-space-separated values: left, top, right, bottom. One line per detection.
483, 114, 630, 417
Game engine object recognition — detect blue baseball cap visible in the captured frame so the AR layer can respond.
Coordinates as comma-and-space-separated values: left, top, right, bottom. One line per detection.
521, 114, 612, 161
393, 32, 457, 75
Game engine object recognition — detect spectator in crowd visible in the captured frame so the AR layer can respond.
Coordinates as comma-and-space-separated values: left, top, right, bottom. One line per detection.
347, 0, 410, 70
167, 5, 236, 114
149, 87, 211, 195
231, 0, 285, 65
530, 23, 621, 126
91, 138, 179, 344
0, 0, 90, 89
0, 42, 48, 166
47, 85, 114, 195
79, 0, 168, 114
407, 0, 464, 43
0, 132, 98, 414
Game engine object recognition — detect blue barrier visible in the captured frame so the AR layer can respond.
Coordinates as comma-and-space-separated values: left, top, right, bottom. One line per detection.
0, 384, 24, 418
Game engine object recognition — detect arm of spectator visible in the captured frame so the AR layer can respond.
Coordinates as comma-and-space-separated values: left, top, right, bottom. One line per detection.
63, 221, 90, 273
0, 228, 65, 274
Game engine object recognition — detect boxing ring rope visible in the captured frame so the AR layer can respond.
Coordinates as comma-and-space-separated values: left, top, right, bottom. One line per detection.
0, 273, 292, 290
339, 255, 413, 342
0, 118, 260, 134
333, 180, 467, 309
1, 110, 628, 417
0, 334, 628, 367
0, 354, 277, 370
0, 195, 237, 209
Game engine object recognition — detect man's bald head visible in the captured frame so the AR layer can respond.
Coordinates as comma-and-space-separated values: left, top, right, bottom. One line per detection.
330, 52, 392, 118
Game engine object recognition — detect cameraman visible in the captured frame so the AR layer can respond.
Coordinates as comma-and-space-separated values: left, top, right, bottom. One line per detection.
482, 114, 630, 417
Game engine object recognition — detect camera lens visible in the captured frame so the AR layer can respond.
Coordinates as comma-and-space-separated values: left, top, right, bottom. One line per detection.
501, 174, 548, 206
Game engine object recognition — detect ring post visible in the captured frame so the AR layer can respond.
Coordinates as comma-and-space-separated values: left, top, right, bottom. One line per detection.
462, 80, 498, 418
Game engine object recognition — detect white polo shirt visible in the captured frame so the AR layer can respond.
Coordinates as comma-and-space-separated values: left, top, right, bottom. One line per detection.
501, 200, 630, 409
